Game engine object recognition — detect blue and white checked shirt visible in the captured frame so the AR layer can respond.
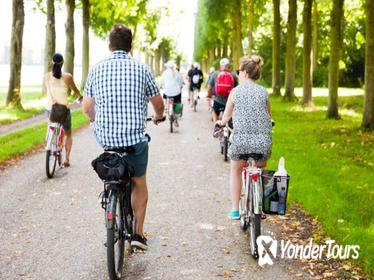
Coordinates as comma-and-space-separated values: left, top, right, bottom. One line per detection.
84, 51, 159, 148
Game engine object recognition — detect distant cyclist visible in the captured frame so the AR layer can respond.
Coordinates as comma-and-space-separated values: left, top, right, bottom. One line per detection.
43, 53, 82, 167
160, 61, 184, 126
187, 62, 203, 107
206, 67, 215, 112
216, 55, 272, 219
208, 58, 238, 126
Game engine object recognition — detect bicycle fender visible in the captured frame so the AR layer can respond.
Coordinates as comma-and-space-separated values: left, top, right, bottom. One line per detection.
105, 194, 117, 229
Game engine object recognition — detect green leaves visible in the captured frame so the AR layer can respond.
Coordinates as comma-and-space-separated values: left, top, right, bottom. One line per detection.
89, 0, 148, 38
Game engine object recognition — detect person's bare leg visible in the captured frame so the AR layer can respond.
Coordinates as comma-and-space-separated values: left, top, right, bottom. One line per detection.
213, 110, 221, 122
64, 130, 72, 165
131, 175, 148, 236
230, 160, 245, 211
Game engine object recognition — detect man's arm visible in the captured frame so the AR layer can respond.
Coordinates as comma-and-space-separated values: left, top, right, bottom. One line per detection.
82, 96, 95, 121
149, 95, 164, 124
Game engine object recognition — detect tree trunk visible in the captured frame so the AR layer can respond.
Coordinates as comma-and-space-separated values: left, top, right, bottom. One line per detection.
155, 48, 161, 77
312, 0, 318, 72
208, 49, 214, 67
64, 0, 75, 75
272, 0, 281, 96
150, 55, 154, 73
302, 0, 313, 105
44, 0, 55, 75
81, 0, 89, 87
247, 0, 254, 56
222, 43, 228, 58
232, 0, 243, 70
6, 0, 24, 109
362, 0, 374, 130
327, 0, 344, 119
284, 0, 297, 102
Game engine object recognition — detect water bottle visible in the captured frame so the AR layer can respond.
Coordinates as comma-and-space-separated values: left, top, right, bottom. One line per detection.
278, 186, 287, 215
274, 157, 288, 215
269, 179, 279, 213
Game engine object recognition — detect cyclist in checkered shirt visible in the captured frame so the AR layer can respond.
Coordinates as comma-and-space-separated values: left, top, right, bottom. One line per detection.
83, 24, 165, 250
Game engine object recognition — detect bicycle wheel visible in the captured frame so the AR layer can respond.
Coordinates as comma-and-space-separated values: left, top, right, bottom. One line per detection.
223, 136, 229, 161
107, 194, 125, 280
46, 150, 57, 178
169, 115, 174, 133
249, 181, 261, 259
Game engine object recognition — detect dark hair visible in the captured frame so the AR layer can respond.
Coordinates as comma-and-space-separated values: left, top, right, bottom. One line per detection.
52, 53, 64, 79
109, 24, 132, 52
239, 55, 263, 81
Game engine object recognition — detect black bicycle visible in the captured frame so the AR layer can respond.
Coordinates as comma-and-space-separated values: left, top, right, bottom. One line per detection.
91, 117, 164, 280
92, 148, 135, 280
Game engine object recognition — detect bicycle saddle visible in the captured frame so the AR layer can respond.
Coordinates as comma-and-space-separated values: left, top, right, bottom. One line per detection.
238, 153, 264, 161
105, 146, 135, 154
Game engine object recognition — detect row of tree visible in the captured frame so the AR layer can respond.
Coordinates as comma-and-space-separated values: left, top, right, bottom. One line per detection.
194, 0, 374, 130
6, 0, 181, 110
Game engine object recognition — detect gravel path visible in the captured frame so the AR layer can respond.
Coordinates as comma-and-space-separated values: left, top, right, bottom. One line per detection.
0, 96, 308, 280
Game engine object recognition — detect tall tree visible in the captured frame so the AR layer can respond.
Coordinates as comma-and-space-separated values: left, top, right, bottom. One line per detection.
362, 0, 374, 130
327, 0, 344, 119
232, 0, 243, 70
6, 0, 25, 109
64, 0, 75, 75
247, 0, 255, 55
44, 0, 56, 75
272, 0, 281, 96
284, 0, 297, 101
301, 0, 313, 105
81, 0, 89, 87
311, 0, 318, 72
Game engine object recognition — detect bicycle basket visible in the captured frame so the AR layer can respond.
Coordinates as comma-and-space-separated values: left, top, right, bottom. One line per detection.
91, 153, 134, 181
174, 103, 183, 115
262, 171, 291, 215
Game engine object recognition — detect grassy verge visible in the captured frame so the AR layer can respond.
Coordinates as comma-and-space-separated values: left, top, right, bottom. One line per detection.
0, 110, 89, 163
0, 90, 45, 125
267, 94, 373, 276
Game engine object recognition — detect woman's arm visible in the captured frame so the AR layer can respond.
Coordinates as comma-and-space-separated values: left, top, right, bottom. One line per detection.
64, 74, 82, 98
219, 91, 234, 126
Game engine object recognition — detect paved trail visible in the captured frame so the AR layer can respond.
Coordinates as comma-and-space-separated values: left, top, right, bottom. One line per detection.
0, 97, 308, 280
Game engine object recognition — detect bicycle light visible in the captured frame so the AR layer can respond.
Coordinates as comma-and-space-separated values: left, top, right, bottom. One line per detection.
251, 174, 259, 181
107, 212, 113, 220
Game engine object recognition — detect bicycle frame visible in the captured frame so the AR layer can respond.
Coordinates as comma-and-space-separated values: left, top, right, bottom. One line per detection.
46, 122, 64, 152
167, 98, 175, 119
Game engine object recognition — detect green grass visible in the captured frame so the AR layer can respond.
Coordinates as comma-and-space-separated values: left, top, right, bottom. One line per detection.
267, 94, 373, 277
0, 110, 89, 163
0, 90, 46, 124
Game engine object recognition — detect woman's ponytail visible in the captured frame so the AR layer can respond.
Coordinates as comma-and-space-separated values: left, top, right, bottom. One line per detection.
52, 53, 64, 79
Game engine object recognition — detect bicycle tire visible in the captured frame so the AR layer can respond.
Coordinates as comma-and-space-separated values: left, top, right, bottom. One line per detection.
239, 194, 249, 230
169, 116, 174, 133
194, 100, 197, 112
46, 150, 57, 178
249, 182, 261, 259
223, 136, 229, 161
107, 195, 124, 280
